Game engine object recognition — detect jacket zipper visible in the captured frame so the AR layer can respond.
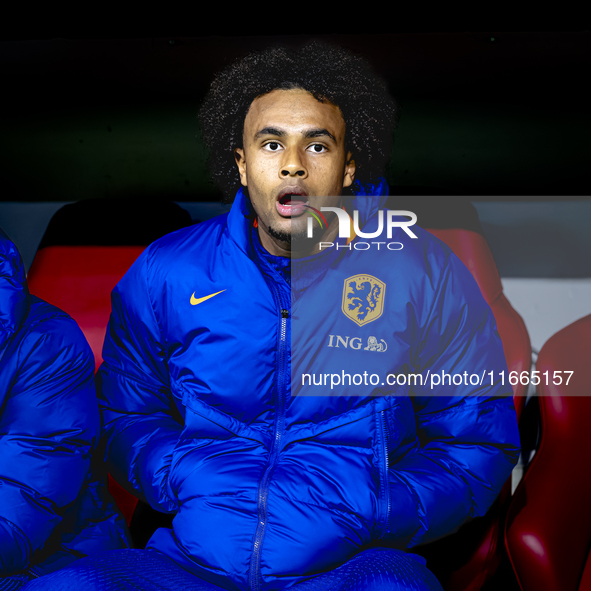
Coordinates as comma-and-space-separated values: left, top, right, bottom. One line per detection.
248, 306, 289, 591
377, 410, 391, 538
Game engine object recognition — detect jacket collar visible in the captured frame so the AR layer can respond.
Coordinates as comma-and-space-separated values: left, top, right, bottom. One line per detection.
0, 228, 30, 363
343, 177, 390, 228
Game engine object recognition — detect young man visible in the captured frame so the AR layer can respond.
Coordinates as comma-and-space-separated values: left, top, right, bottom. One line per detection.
0, 229, 129, 590
29, 42, 519, 591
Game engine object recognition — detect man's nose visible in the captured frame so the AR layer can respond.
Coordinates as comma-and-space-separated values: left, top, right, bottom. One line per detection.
280, 147, 307, 178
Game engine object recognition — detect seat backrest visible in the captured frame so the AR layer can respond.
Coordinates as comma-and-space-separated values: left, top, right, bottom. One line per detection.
408, 197, 530, 591
28, 245, 146, 370
28, 198, 192, 370
505, 314, 591, 591
427, 228, 531, 419
388, 195, 531, 419
26, 198, 192, 526
28, 245, 147, 525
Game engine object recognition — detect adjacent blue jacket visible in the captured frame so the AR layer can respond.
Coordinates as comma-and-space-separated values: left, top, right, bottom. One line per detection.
0, 230, 129, 583
97, 184, 520, 591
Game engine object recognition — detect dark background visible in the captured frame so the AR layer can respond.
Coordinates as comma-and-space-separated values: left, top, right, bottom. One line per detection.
1, 32, 589, 203
1, 31, 590, 284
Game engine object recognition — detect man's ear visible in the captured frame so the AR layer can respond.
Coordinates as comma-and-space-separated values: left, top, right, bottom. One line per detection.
234, 148, 248, 187
343, 151, 356, 188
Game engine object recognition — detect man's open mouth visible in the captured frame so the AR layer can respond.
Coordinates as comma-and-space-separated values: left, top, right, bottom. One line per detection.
276, 191, 309, 217
279, 194, 307, 206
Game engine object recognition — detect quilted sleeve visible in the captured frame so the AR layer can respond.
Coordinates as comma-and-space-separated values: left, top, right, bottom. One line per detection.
384, 253, 521, 548
96, 247, 182, 514
0, 312, 97, 575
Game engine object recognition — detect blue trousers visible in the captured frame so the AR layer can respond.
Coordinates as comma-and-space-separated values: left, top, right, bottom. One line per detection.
22, 548, 443, 591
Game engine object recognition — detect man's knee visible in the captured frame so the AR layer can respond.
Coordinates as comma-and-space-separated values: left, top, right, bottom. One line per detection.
294, 548, 443, 591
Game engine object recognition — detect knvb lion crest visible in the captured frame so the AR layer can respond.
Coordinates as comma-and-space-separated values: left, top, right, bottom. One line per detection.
342, 274, 386, 326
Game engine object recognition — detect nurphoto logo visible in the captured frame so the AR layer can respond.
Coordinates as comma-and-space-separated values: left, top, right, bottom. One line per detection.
305, 207, 418, 251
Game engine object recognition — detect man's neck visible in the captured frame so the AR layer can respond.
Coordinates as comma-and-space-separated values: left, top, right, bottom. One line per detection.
257, 214, 341, 259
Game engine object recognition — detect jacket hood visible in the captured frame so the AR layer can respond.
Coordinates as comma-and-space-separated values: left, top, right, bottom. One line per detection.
0, 228, 30, 361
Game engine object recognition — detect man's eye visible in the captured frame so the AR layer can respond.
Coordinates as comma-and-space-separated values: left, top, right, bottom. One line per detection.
308, 144, 327, 153
264, 142, 281, 151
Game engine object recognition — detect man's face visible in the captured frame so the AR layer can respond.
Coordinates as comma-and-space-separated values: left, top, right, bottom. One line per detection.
234, 88, 355, 257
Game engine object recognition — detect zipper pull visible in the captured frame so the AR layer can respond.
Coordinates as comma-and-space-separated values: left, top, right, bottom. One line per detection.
281, 309, 289, 319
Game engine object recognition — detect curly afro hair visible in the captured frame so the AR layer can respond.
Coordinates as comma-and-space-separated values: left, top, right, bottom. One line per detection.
198, 41, 398, 203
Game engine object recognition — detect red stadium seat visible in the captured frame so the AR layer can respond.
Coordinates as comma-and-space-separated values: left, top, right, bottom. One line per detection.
422, 227, 531, 591
386, 197, 531, 420
28, 245, 147, 527
26, 198, 192, 528
28, 245, 147, 526
427, 228, 531, 418
28, 246, 146, 371
383, 195, 532, 591
505, 314, 591, 591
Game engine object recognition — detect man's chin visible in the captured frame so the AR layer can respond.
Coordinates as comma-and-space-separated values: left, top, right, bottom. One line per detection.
267, 223, 318, 252
264, 210, 338, 255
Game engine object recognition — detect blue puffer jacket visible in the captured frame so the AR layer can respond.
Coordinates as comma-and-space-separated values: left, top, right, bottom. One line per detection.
97, 183, 520, 591
0, 230, 130, 584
